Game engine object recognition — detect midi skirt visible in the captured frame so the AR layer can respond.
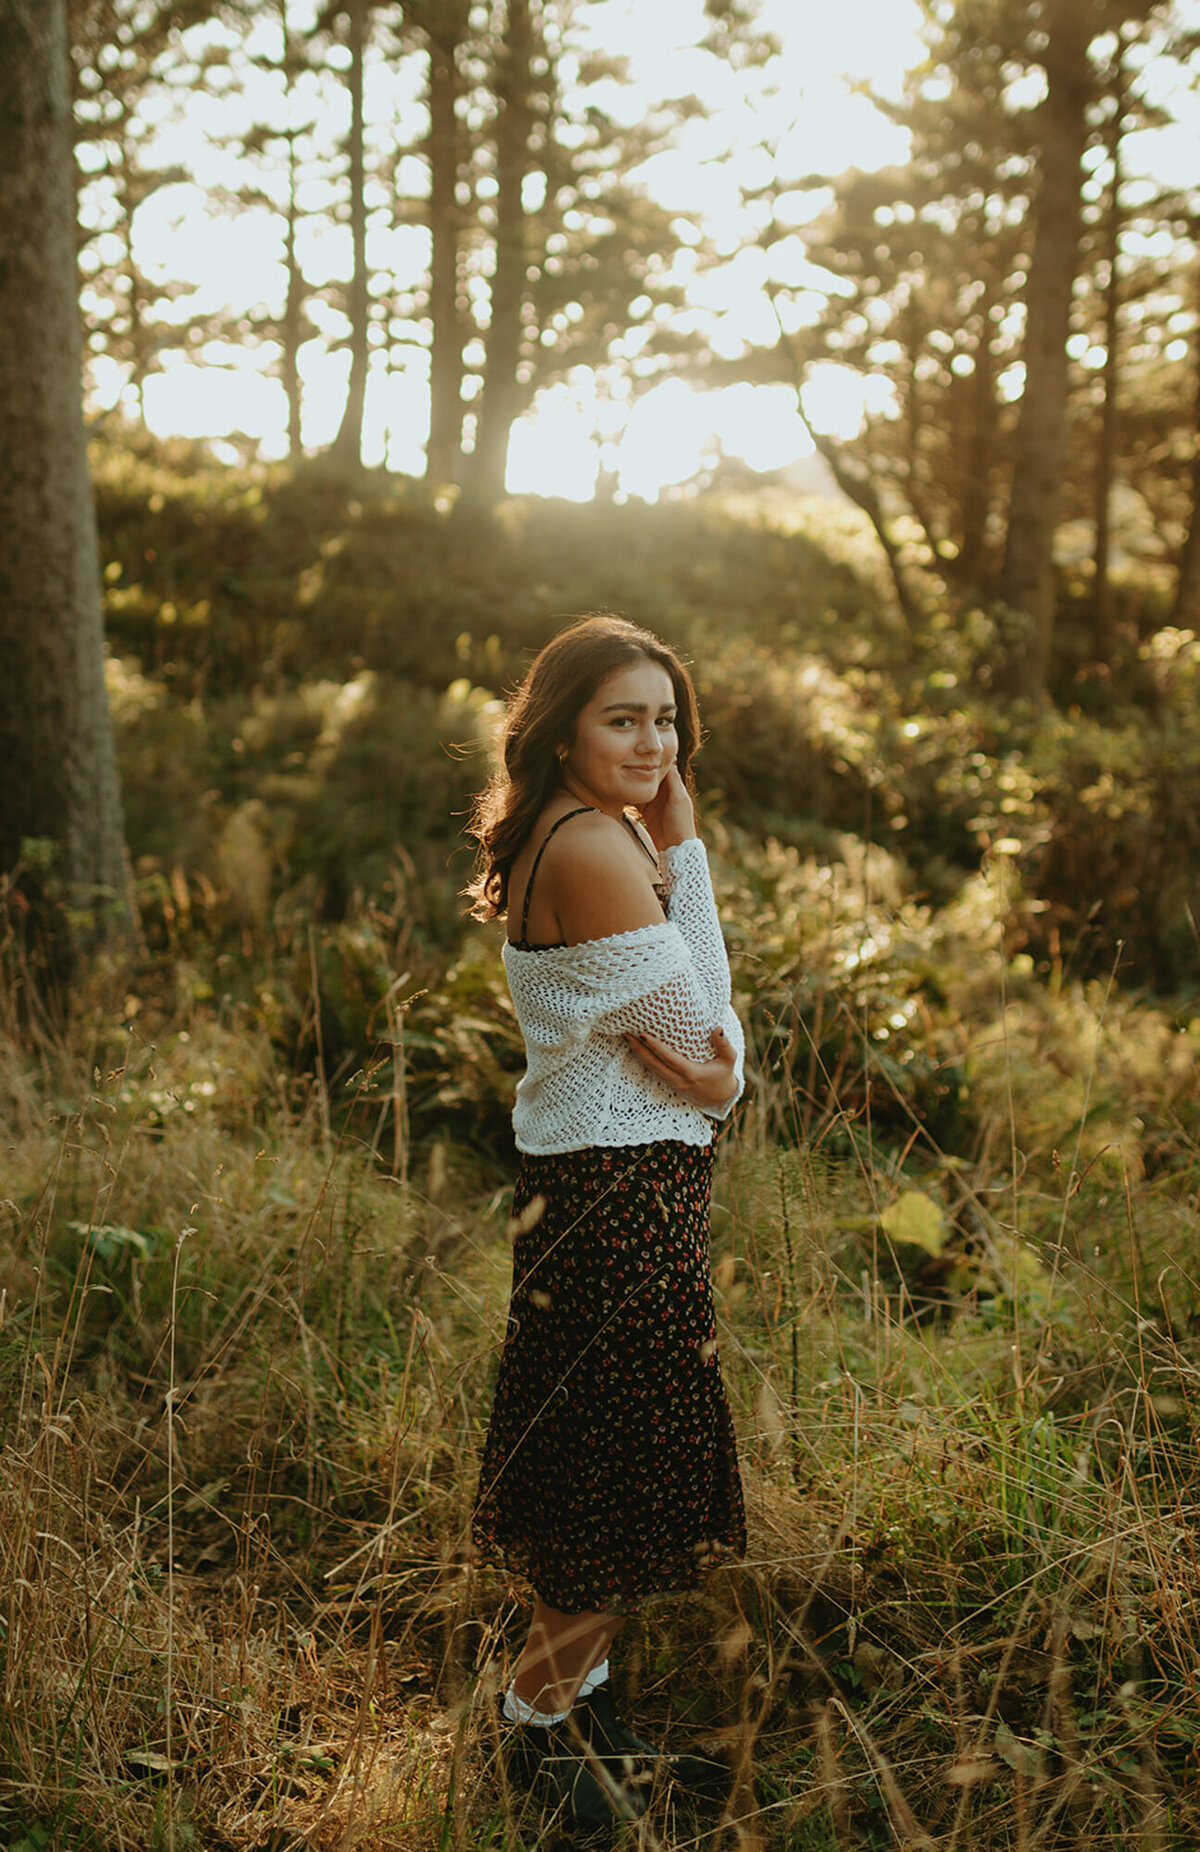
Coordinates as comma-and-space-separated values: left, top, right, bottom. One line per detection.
471, 1140, 746, 1614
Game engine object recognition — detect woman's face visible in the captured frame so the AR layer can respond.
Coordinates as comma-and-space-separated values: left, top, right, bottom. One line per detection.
560, 658, 678, 817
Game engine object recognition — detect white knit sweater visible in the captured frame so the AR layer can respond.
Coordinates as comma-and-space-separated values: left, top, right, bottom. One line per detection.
503, 836, 745, 1155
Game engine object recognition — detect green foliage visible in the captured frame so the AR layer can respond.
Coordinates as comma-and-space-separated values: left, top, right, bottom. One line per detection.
1028, 706, 1200, 990
3, 457, 1192, 1852
84, 451, 1200, 1181
718, 825, 975, 1157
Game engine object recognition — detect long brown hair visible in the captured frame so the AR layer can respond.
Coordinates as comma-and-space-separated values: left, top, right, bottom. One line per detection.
465, 614, 702, 921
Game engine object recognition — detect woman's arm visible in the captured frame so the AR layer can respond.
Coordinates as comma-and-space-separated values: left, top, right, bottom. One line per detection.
544, 802, 745, 1114
625, 1024, 741, 1114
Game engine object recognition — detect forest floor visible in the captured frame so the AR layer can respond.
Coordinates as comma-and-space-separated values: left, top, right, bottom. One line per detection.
5, 966, 1200, 1852
5, 466, 1200, 1850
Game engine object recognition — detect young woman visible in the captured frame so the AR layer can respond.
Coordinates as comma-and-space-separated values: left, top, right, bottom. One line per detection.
467, 614, 747, 1824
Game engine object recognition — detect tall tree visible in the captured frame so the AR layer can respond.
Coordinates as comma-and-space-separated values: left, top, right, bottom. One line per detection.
755, 2, 1035, 616
460, 2, 727, 506
327, 0, 371, 467
467, 0, 538, 505
419, 0, 470, 490
225, 0, 325, 459
1171, 248, 1200, 628
747, 0, 1190, 678
998, 0, 1173, 696
1089, 31, 1129, 662
0, 0, 125, 935
998, 1, 1103, 697
70, 0, 224, 420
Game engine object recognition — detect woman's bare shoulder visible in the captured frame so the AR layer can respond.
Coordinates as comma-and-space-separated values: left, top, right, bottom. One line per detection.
546, 807, 644, 873
544, 810, 664, 940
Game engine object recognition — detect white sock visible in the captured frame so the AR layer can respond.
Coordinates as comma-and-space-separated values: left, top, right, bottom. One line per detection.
503, 1685, 571, 1729
577, 1659, 610, 1698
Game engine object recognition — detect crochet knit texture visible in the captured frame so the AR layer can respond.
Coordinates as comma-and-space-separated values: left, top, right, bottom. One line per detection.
503, 836, 745, 1154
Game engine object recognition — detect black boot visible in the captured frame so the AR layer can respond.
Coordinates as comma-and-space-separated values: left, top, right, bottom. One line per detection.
499, 1714, 651, 1828
575, 1685, 731, 1800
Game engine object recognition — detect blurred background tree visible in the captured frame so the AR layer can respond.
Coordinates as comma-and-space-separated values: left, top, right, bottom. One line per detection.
749, 0, 1198, 698
68, 0, 775, 488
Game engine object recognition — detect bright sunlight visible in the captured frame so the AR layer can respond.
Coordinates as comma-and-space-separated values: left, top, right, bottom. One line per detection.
108, 0, 924, 495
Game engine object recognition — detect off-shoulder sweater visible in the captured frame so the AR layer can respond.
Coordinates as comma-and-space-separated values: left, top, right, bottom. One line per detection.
503, 835, 745, 1155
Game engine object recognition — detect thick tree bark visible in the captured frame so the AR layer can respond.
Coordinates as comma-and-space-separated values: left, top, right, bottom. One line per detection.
1170, 259, 1200, 630
424, 3, 467, 490
958, 279, 999, 589
0, 0, 126, 933
282, 133, 305, 458
1092, 45, 1127, 665
330, 0, 369, 468
468, 0, 535, 507
998, 0, 1094, 699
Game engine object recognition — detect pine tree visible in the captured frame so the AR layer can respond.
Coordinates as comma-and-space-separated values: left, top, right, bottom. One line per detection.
998, 0, 1096, 697
460, 0, 730, 505
322, 0, 373, 468
0, 0, 126, 948
412, 0, 471, 489
70, 0, 228, 419
762, 2, 1035, 613
222, 0, 327, 459
467, 0, 539, 504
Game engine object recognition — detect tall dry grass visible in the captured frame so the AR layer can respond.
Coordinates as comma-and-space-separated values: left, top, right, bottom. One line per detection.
3, 898, 1200, 1852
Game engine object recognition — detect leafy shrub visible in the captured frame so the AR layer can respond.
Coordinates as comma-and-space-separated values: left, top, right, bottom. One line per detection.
715, 825, 974, 1155
1028, 709, 1200, 991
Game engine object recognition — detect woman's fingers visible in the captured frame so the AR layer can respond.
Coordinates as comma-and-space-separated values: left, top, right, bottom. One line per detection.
640, 763, 696, 849
624, 1028, 738, 1110
625, 1031, 685, 1081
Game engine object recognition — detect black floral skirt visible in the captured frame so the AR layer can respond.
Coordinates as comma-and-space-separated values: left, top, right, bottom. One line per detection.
471, 1140, 746, 1614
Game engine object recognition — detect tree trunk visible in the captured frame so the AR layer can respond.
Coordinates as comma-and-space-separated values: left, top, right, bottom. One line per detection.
1171, 258, 1200, 629
330, 0, 368, 468
1092, 42, 1127, 665
468, 0, 535, 507
117, 112, 148, 421
282, 126, 305, 458
959, 278, 999, 588
998, 0, 1093, 699
424, 3, 467, 490
0, 0, 126, 936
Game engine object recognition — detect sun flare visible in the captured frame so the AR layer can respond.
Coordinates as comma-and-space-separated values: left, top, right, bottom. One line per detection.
99, 0, 930, 498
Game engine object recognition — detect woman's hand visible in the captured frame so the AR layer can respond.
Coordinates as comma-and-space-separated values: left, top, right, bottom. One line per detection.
637, 762, 695, 851
624, 1024, 738, 1113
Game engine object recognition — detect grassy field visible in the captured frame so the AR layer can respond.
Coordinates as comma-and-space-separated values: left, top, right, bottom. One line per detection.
3, 462, 1200, 1849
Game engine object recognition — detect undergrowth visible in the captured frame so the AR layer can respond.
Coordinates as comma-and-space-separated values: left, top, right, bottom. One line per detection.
3, 919, 1200, 1851
4, 465, 1200, 1848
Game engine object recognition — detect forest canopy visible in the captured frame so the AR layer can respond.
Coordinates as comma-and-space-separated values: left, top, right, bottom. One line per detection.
67, 0, 1200, 697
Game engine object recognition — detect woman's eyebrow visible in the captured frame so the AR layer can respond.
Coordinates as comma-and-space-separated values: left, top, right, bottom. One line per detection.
600, 699, 677, 714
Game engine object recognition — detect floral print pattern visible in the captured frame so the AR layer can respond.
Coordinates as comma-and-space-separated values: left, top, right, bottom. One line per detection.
472, 1140, 746, 1614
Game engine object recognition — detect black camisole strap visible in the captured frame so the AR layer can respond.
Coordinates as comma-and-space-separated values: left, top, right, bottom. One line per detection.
518, 805, 595, 945
515, 806, 662, 946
